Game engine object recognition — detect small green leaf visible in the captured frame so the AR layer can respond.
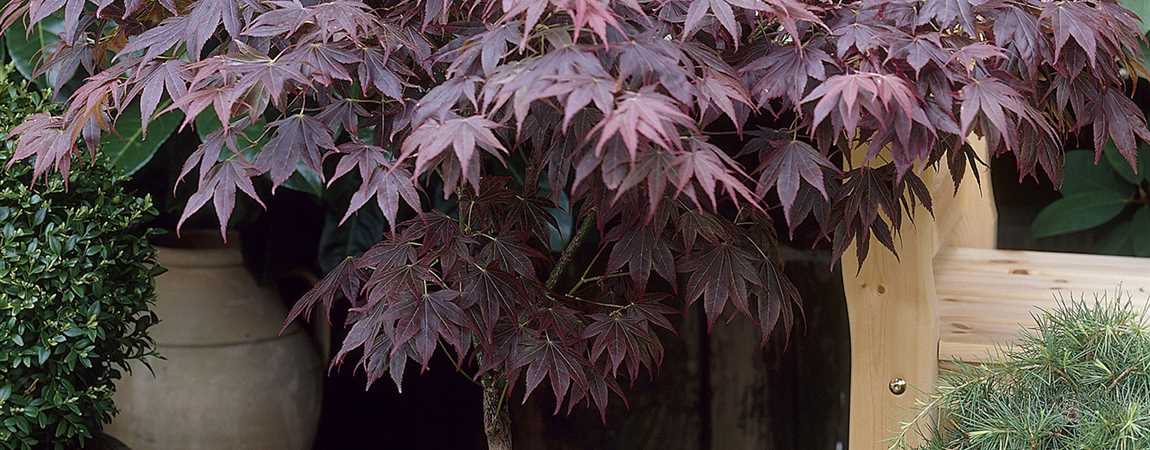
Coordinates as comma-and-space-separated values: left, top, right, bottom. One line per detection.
1063, 149, 1135, 196
101, 103, 183, 176
1032, 191, 1129, 238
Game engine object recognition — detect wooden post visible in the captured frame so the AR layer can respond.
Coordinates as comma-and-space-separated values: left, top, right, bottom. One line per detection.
843, 138, 995, 449
931, 138, 996, 252
841, 198, 939, 449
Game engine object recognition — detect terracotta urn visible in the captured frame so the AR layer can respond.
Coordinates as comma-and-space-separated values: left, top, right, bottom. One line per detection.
105, 233, 323, 449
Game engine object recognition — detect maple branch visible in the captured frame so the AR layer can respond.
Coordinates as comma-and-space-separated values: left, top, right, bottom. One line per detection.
545, 206, 597, 290
548, 292, 626, 309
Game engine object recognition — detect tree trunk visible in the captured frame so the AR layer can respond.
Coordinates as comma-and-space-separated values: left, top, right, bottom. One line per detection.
483, 374, 514, 450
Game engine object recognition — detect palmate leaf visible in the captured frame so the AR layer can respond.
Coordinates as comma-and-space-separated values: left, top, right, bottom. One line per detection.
340, 158, 421, 229
593, 89, 697, 157
1092, 90, 1150, 169
400, 115, 507, 190
916, 0, 977, 37
604, 218, 675, 288
177, 159, 266, 237
126, 60, 189, 131
752, 139, 835, 223
257, 115, 337, 190
678, 240, 761, 327
384, 289, 470, 369
511, 330, 589, 409
581, 310, 663, 380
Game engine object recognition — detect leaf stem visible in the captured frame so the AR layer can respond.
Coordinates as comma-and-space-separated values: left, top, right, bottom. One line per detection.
567, 271, 629, 295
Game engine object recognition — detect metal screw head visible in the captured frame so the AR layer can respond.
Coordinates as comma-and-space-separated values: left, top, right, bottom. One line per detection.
889, 378, 907, 395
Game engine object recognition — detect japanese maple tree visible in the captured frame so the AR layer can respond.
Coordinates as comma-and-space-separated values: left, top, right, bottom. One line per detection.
2, 0, 1148, 447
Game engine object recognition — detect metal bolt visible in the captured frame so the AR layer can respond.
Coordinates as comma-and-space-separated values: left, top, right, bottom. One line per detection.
889, 377, 907, 395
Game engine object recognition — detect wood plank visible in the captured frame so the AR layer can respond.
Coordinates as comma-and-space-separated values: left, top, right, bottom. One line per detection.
935, 247, 1150, 362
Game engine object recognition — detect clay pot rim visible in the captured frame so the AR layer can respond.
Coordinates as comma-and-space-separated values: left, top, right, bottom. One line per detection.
151, 230, 240, 249
152, 230, 244, 267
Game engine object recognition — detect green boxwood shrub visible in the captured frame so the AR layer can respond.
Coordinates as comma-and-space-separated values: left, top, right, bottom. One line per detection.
897, 297, 1150, 449
0, 63, 158, 448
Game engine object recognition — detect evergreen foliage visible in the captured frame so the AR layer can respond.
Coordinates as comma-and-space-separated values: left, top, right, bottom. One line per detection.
897, 296, 1150, 450
0, 63, 159, 450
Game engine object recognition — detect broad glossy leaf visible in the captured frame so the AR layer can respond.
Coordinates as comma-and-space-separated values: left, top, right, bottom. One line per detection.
1032, 191, 1128, 238
317, 204, 385, 273
1061, 149, 1134, 197
1104, 142, 1150, 184
4, 13, 62, 86
101, 104, 182, 176
1095, 219, 1134, 256
1122, 0, 1150, 34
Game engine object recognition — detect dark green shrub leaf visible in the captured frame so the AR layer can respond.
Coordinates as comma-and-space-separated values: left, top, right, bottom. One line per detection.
317, 202, 385, 272
1032, 191, 1128, 238
0, 63, 158, 449
1062, 149, 1135, 196
1104, 142, 1150, 184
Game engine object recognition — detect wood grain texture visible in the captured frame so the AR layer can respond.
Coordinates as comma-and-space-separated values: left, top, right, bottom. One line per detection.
842, 187, 939, 450
935, 247, 1150, 362
931, 137, 996, 254
843, 136, 993, 450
